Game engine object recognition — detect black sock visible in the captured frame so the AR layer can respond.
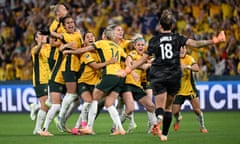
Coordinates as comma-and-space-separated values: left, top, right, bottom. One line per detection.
174, 112, 180, 121
162, 112, 172, 136
155, 108, 164, 118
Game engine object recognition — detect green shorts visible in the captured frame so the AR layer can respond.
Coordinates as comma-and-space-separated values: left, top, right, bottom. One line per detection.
173, 94, 198, 105
77, 83, 95, 96
49, 80, 66, 94
141, 81, 151, 90
122, 84, 146, 101
34, 84, 48, 98
62, 71, 78, 82
95, 75, 124, 94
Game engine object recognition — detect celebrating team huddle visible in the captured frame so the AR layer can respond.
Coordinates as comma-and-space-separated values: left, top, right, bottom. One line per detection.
30, 3, 226, 142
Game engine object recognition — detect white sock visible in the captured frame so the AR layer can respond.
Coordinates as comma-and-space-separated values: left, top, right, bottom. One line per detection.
81, 102, 90, 122
42, 104, 60, 131
196, 112, 206, 128
64, 100, 80, 121
120, 111, 127, 123
34, 109, 46, 132
34, 103, 41, 111
75, 114, 82, 128
147, 111, 157, 125
107, 105, 124, 130
58, 93, 77, 119
87, 100, 98, 128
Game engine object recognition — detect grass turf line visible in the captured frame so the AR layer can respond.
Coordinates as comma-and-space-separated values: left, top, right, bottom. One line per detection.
0, 111, 239, 144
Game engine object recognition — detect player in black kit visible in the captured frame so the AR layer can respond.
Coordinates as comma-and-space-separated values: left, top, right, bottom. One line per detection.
119, 9, 226, 141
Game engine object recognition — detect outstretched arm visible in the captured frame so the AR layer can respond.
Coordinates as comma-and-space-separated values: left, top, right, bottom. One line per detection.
88, 56, 118, 70
62, 45, 95, 55
181, 63, 199, 72
128, 54, 149, 71
186, 31, 226, 48
118, 54, 149, 77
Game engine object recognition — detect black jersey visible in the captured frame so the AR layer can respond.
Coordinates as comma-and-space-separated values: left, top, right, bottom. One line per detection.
146, 32, 187, 80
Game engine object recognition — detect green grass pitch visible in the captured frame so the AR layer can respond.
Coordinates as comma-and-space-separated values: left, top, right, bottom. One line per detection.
0, 111, 239, 144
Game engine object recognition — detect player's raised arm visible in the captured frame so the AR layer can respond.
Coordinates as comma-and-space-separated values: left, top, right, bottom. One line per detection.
62, 45, 95, 55
186, 31, 226, 48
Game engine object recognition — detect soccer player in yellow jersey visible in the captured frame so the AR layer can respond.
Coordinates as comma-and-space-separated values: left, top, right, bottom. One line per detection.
132, 34, 154, 133
64, 25, 127, 135
31, 31, 51, 135
34, 4, 67, 131
52, 15, 84, 132
49, 3, 68, 70
88, 25, 127, 135
120, 37, 156, 134
71, 32, 117, 135
40, 15, 84, 136
172, 45, 208, 133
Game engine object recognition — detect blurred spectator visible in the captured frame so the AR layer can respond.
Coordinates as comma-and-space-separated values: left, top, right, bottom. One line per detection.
195, 57, 208, 81
139, 5, 158, 35
214, 54, 226, 76
0, 0, 239, 81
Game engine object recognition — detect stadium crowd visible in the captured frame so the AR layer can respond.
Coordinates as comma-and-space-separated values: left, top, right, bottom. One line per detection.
0, 0, 239, 81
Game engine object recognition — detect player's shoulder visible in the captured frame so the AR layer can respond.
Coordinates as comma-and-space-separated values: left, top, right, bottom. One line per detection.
128, 50, 137, 56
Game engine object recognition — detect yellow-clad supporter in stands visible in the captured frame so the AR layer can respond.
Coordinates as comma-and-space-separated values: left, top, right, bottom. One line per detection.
191, 0, 204, 20
208, 0, 222, 19
221, 0, 233, 21
83, 10, 105, 39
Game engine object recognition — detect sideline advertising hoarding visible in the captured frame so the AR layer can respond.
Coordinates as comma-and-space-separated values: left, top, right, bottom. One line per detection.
0, 81, 239, 112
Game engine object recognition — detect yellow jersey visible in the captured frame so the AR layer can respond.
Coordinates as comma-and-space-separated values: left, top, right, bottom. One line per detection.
13, 55, 25, 79
31, 44, 51, 86
49, 19, 66, 33
78, 51, 101, 85
119, 39, 131, 54
49, 19, 66, 69
93, 39, 126, 76
60, 31, 83, 72
125, 50, 143, 88
177, 54, 198, 96
119, 39, 130, 68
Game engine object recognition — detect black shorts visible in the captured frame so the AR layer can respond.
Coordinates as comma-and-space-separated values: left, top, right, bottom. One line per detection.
151, 78, 181, 96
62, 71, 78, 82
173, 94, 198, 105
141, 82, 151, 90
121, 84, 146, 101
150, 66, 181, 96
49, 80, 66, 94
77, 83, 95, 96
95, 75, 124, 94
34, 84, 48, 98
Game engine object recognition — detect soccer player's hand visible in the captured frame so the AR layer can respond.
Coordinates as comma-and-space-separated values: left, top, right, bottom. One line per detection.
107, 57, 118, 65
213, 31, 226, 44
62, 50, 68, 55
117, 66, 132, 77
117, 69, 127, 77
131, 71, 140, 81
124, 66, 132, 74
